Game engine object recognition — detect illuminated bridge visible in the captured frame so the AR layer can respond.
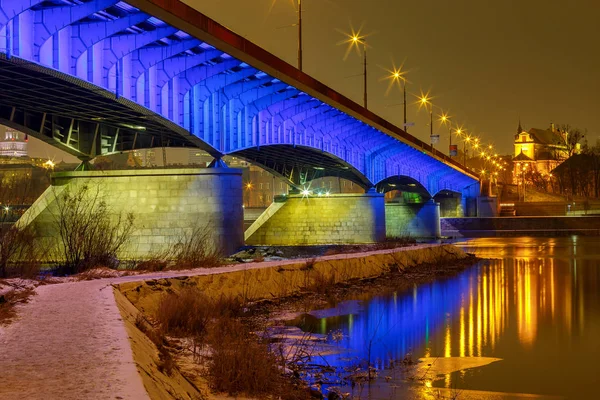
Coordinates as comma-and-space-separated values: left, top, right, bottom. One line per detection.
2, 0, 482, 254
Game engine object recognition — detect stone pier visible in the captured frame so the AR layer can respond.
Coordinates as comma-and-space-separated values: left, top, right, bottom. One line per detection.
385, 200, 441, 238
17, 168, 244, 258
245, 192, 386, 245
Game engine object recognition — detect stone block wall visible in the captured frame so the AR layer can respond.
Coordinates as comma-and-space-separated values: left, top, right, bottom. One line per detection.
245, 193, 386, 245
385, 200, 441, 238
441, 216, 600, 237
17, 168, 244, 259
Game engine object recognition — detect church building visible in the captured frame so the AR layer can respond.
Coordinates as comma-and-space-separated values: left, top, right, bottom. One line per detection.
513, 122, 576, 177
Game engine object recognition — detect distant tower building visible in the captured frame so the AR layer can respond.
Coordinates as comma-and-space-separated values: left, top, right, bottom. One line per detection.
0, 128, 28, 157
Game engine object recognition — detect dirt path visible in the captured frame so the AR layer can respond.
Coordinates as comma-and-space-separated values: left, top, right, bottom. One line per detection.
0, 244, 442, 400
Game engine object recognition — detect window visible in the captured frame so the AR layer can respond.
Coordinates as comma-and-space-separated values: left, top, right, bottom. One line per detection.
266, 183, 270, 189
259, 183, 263, 189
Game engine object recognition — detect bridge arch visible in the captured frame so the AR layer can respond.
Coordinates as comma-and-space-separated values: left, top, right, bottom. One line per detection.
227, 144, 372, 189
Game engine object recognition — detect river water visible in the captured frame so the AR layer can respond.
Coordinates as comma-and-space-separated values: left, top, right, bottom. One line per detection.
291, 237, 600, 399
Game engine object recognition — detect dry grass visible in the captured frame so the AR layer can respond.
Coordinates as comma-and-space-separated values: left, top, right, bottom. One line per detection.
156, 288, 213, 339
152, 286, 306, 399
207, 317, 282, 396
0, 287, 35, 325
155, 287, 244, 338
170, 223, 222, 270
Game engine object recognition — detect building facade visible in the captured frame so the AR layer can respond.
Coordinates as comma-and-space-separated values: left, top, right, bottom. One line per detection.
0, 127, 28, 158
513, 122, 575, 177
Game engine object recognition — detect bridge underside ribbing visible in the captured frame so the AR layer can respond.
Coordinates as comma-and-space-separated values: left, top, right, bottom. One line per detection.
0, 55, 213, 159
0, 0, 478, 196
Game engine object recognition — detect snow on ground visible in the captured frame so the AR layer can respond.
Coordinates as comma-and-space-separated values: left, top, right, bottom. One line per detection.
0, 244, 443, 399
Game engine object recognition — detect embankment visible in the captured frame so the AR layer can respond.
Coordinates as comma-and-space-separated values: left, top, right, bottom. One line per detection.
118, 244, 468, 316
114, 244, 469, 400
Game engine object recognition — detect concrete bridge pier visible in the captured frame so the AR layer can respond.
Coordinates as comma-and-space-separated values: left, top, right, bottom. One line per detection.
385, 199, 441, 239
245, 192, 386, 245
17, 168, 244, 259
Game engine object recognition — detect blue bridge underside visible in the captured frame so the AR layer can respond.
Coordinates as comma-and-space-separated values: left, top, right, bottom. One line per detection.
0, 0, 478, 196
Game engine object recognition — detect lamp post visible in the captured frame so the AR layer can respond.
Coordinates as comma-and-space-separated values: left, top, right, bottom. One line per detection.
384, 63, 409, 132
349, 35, 368, 108
464, 136, 471, 166
340, 26, 370, 109
440, 112, 451, 157
297, 0, 303, 70
418, 92, 434, 148
363, 42, 367, 108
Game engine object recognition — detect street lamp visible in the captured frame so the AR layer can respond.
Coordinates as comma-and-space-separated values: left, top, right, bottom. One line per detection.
339, 25, 370, 108
382, 62, 410, 132
464, 136, 471, 166
418, 91, 434, 148
439, 111, 452, 157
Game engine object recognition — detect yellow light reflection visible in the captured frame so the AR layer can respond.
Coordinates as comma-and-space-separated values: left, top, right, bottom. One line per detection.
459, 306, 465, 357
444, 317, 451, 358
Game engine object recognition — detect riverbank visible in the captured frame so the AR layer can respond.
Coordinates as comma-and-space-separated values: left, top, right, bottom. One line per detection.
115, 244, 475, 399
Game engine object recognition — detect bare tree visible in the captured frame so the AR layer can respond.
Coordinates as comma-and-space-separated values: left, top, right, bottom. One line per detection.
558, 124, 587, 157
52, 184, 135, 274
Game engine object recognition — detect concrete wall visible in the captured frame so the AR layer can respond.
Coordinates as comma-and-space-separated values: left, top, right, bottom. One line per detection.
477, 196, 499, 217
385, 200, 441, 238
442, 216, 600, 237
17, 168, 244, 258
245, 192, 385, 245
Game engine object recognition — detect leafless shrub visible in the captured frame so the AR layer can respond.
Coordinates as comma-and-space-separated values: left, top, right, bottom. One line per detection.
169, 222, 222, 270
0, 224, 42, 279
52, 184, 135, 274
150, 285, 307, 399
155, 287, 244, 338
207, 316, 281, 396
156, 287, 212, 339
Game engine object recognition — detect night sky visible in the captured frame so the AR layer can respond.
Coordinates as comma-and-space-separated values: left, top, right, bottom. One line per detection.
23, 0, 600, 160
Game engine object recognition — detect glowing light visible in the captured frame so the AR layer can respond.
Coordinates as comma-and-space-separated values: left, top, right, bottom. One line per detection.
301, 189, 311, 196
438, 111, 451, 126
415, 89, 433, 111
43, 159, 55, 169
337, 23, 370, 60
380, 60, 409, 96
3, 206, 9, 212
245, 182, 253, 190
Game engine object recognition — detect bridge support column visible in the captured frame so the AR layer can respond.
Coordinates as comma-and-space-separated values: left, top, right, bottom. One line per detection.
385, 199, 441, 238
17, 168, 244, 259
245, 192, 386, 245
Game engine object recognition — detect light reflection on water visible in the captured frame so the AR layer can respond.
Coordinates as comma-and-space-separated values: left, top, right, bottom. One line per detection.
292, 237, 600, 398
